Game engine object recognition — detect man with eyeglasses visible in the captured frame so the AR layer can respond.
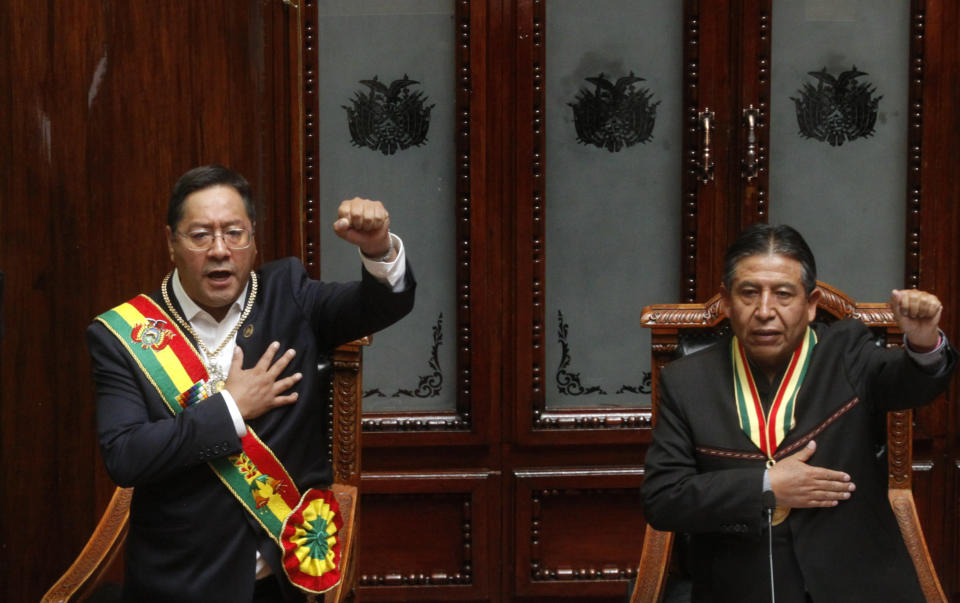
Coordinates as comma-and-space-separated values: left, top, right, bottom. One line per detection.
88, 165, 415, 602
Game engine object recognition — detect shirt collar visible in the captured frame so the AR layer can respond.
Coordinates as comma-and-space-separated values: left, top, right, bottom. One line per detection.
170, 268, 248, 323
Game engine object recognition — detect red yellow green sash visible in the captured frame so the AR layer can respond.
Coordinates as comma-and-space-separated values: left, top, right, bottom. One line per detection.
731, 327, 817, 460
96, 294, 342, 594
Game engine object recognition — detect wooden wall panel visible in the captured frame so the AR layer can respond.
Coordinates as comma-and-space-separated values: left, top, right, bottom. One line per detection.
361, 494, 473, 584
0, 1, 301, 600
513, 469, 645, 599
357, 472, 498, 602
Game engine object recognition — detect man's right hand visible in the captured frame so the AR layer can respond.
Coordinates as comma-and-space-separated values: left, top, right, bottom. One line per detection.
225, 342, 303, 420
768, 440, 856, 508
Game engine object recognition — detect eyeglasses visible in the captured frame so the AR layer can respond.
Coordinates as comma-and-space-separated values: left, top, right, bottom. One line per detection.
176, 227, 253, 251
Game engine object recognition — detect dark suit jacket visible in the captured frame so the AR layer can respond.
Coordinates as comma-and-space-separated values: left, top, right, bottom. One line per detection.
89, 257, 415, 602
641, 319, 956, 603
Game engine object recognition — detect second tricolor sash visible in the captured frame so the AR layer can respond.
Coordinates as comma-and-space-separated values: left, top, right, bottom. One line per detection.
731, 326, 817, 461
96, 294, 342, 594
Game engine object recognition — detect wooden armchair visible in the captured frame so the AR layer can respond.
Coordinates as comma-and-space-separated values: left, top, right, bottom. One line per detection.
630, 283, 947, 603
43, 340, 368, 603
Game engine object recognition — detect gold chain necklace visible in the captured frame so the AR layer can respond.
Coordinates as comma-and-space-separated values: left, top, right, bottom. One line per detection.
161, 270, 258, 392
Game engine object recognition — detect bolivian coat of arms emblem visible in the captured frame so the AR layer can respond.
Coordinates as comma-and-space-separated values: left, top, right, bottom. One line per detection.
130, 318, 176, 351
791, 66, 882, 147
343, 74, 434, 155
569, 71, 659, 152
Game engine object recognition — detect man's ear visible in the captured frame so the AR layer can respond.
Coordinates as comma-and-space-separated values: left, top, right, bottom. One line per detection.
806, 286, 822, 322
165, 225, 175, 263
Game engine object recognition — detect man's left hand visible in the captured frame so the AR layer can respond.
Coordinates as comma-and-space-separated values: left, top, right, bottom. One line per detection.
333, 197, 394, 260
890, 289, 943, 352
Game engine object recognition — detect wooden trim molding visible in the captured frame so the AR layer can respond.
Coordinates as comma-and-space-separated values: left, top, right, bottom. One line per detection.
526, 0, 548, 431
532, 409, 652, 431
362, 411, 472, 432
454, 0, 475, 430
906, 0, 925, 290
681, 0, 702, 303
300, 0, 319, 276
737, 0, 771, 227
331, 341, 364, 486
888, 409, 914, 490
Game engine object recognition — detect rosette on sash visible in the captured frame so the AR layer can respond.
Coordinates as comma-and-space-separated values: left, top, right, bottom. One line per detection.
281, 489, 343, 593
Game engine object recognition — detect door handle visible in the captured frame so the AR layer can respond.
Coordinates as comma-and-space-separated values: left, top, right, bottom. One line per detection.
697, 109, 715, 184
742, 106, 759, 181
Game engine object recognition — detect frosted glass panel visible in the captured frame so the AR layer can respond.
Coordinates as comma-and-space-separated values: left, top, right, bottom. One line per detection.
318, 1, 456, 411
769, 0, 908, 300
545, 0, 682, 409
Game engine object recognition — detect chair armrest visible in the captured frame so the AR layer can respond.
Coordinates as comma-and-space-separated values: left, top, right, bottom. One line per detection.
42, 486, 132, 602
630, 524, 674, 603
888, 489, 947, 603
324, 483, 359, 603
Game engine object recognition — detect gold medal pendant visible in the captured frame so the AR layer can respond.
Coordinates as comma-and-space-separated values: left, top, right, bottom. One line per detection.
772, 506, 791, 526
765, 458, 791, 525
206, 364, 228, 396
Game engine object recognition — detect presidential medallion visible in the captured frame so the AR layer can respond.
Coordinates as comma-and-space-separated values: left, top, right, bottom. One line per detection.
206, 364, 227, 396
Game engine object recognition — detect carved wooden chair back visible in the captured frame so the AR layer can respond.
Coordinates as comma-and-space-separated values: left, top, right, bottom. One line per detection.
629, 283, 946, 603
42, 340, 367, 603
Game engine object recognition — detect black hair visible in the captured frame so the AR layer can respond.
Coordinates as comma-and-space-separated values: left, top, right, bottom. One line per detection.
167, 164, 256, 231
723, 223, 817, 294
